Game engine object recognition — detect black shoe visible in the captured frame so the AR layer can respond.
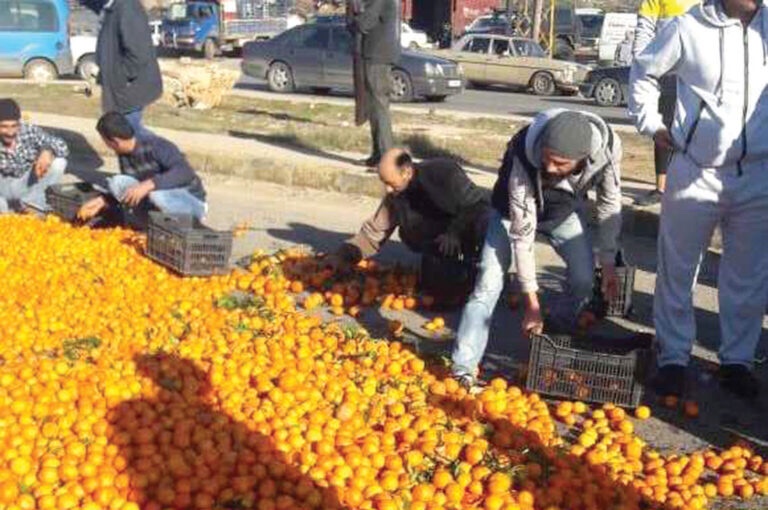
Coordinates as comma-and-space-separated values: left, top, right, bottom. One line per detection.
360, 156, 380, 168
718, 364, 760, 400
634, 189, 663, 207
651, 364, 687, 397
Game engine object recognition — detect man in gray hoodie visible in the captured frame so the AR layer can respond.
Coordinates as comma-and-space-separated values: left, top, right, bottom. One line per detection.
452, 110, 623, 389
630, 0, 768, 399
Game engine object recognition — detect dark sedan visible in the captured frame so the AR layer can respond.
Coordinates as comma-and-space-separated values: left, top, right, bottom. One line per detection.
242, 22, 464, 102
580, 65, 629, 107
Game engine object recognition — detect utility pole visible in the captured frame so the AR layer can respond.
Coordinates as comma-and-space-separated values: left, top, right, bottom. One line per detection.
532, 0, 544, 43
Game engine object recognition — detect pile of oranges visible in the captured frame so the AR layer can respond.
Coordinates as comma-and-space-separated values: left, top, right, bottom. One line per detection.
0, 215, 766, 510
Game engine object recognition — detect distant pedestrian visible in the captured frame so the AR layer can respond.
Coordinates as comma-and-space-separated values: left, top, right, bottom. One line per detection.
614, 30, 635, 66
349, 0, 400, 168
630, 0, 768, 399
95, 0, 163, 135
78, 112, 207, 228
0, 99, 68, 214
631, 0, 699, 206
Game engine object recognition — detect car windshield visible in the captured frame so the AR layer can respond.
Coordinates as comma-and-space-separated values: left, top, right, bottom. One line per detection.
578, 14, 604, 37
167, 3, 203, 20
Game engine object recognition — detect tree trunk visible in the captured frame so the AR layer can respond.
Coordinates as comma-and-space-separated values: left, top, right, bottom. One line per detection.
532, 0, 544, 43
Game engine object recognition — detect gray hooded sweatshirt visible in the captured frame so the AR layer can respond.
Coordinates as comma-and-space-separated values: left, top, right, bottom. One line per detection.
629, 0, 768, 169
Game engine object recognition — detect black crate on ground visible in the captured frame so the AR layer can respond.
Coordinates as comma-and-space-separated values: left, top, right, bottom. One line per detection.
146, 212, 233, 277
525, 333, 652, 408
45, 183, 101, 222
593, 251, 636, 317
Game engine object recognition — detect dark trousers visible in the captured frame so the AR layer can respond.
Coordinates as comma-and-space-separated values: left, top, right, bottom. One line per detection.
364, 61, 394, 162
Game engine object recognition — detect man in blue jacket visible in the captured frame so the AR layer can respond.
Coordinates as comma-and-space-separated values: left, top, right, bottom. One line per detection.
95, 0, 163, 134
78, 112, 206, 227
630, 0, 768, 399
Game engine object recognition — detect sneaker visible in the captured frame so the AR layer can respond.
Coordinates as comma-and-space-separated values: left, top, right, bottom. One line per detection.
634, 189, 663, 207
453, 373, 486, 394
718, 364, 761, 400
651, 364, 687, 397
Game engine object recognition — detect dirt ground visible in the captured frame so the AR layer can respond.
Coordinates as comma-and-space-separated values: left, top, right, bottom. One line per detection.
2, 83, 655, 183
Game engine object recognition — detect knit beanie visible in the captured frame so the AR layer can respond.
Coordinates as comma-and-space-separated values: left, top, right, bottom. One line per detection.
0, 99, 21, 122
540, 111, 592, 160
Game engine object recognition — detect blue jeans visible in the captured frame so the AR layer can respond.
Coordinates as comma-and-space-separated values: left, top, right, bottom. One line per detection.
452, 210, 595, 377
107, 175, 207, 225
0, 158, 67, 213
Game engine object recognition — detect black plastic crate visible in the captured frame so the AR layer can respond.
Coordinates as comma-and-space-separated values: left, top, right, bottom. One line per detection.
146, 212, 233, 277
593, 251, 636, 317
526, 333, 652, 408
45, 183, 101, 222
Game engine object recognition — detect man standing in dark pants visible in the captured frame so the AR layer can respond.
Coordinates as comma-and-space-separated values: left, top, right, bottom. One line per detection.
349, 0, 400, 168
95, 0, 163, 135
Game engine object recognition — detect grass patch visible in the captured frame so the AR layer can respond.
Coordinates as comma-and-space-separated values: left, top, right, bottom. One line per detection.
2, 82, 654, 183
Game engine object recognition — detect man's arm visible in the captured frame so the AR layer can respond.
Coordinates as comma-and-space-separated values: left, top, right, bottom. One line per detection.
595, 132, 623, 266
340, 197, 397, 264
633, 0, 660, 57
508, 160, 538, 294
628, 19, 684, 138
118, 0, 154, 81
148, 137, 197, 190
30, 125, 69, 158
353, 0, 386, 33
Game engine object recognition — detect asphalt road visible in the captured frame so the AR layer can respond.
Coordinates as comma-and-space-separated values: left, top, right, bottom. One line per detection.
215, 57, 631, 124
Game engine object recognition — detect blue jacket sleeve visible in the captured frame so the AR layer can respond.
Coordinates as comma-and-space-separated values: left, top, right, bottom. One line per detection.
148, 137, 197, 190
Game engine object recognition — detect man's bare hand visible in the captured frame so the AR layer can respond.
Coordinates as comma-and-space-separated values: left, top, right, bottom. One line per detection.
34, 150, 54, 178
654, 128, 674, 151
122, 180, 156, 208
522, 293, 544, 339
77, 196, 107, 221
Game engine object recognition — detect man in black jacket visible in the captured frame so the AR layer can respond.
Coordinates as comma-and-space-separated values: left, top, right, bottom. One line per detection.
334, 148, 489, 273
349, 0, 400, 167
95, 0, 163, 135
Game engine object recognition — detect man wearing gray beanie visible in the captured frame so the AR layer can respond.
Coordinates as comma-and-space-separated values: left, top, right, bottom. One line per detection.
452, 109, 624, 389
0, 99, 68, 214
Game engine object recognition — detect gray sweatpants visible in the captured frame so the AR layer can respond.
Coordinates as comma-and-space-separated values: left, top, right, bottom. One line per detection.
654, 153, 768, 368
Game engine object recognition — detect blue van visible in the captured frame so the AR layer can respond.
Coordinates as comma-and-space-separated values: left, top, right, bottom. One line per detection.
0, 0, 74, 80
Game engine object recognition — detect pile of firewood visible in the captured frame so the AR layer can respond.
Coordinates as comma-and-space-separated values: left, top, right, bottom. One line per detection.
159, 59, 238, 110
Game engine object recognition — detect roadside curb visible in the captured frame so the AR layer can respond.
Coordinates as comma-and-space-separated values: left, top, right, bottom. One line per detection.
27, 110, 716, 250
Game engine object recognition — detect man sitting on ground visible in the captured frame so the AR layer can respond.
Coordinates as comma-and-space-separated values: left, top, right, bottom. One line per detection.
0, 99, 68, 214
452, 109, 623, 389
78, 112, 207, 226
333, 148, 489, 285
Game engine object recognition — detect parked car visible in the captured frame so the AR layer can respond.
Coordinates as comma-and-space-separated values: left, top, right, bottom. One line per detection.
242, 21, 464, 103
433, 34, 589, 96
0, 0, 74, 81
70, 34, 98, 81
463, 13, 516, 37
580, 65, 629, 107
401, 22, 431, 49
575, 8, 604, 58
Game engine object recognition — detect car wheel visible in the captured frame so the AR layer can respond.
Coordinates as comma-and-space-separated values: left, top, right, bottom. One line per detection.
203, 38, 218, 60
23, 59, 58, 83
468, 81, 488, 90
77, 54, 98, 81
408, 41, 419, 49
310, 87, 332, 95
267, 61, 295, 93
530, 72, 556, 96
390, 69, 413, 102
593, 77, 622, 107
425, 95, 447, 103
